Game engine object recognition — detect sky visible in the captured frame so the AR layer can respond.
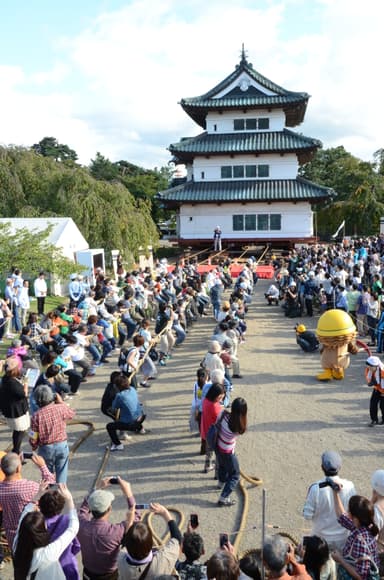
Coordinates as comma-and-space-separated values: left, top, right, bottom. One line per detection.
0, 0, 383, 169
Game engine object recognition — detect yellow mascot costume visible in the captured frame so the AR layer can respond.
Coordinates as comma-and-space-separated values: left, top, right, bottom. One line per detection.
316, 309, 358, 381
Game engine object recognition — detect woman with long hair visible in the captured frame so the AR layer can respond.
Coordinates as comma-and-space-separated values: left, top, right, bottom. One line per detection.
302, 535, 336, 580
332, 492, 379, 580
13, 483, 79, 580
200, 383, 224, 473
216, 397, 247, 507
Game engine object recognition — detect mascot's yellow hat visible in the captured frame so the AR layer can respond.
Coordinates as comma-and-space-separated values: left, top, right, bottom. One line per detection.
296, 324, 306, 333
316, 309, 356, 338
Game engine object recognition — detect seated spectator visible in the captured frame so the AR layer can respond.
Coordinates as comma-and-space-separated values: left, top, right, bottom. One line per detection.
101, 371, 123, 419
176, 531, 206, 580
265, 284, 280, 305
295, 325, 319, 353
301, 536, 336, 580
62, 334, 92, 380
39, 487, 81, 579
263, 535, 311, 580
118, 502, 182, 579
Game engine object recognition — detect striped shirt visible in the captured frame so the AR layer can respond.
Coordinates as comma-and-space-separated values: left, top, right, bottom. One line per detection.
217, 412, 237, 454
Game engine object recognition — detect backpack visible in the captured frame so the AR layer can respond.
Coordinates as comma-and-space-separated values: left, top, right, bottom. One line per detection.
206, 411, 227, 451
118, 347, 135, 374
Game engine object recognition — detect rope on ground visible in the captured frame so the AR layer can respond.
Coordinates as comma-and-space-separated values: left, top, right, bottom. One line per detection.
233, 472, 263, 556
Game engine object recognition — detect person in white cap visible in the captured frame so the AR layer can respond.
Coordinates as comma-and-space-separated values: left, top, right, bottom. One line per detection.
365, 356, 384, 427
303, 450, 356, 551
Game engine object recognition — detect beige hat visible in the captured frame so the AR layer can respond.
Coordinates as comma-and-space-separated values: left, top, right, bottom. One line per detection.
88, 489, 115, 513
209, 340, 221, 354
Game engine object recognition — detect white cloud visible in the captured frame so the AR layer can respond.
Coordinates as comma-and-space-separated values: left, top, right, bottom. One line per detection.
0, 0, 383, 166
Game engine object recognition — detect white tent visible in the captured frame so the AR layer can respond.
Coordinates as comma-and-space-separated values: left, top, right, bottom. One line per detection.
0, 217, 89, 260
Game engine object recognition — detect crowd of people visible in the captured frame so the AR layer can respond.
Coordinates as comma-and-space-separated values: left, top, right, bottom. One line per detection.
0, 256, 258, 578
1, 237, 384, 579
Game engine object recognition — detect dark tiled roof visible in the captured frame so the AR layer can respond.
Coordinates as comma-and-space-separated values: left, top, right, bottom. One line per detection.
169, 129, 321, 161
158, 178, 333, 203
180, 56, 309, 127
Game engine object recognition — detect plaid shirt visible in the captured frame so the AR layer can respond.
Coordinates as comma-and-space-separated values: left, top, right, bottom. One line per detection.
30, 402, 75, 449
0, 465, 55, 548
339, 513, 379, 579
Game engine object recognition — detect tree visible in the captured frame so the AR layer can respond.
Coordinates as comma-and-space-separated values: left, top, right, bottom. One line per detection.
32, 137, 78, 162
300, 146, 383, 237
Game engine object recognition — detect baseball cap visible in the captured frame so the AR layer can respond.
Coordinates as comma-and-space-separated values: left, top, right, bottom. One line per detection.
88, 489, 115, 513
321, 451, 342, 474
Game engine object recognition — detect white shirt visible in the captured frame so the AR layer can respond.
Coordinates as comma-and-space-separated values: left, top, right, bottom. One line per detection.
34, 277, 47, 297
303, 475, 356, 546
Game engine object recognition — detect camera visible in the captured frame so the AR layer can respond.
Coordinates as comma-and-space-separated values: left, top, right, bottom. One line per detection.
369, 378, 379, 387
136, 504, 150, 510
109, 476, 119, 484
22, 452, 33, 460
219, 533, 229, 548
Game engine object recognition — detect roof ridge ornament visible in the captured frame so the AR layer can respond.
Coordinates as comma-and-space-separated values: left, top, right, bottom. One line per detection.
239, 43, 252, 67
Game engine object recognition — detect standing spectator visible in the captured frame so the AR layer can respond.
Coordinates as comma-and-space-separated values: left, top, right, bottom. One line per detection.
38, 487, 81, 580
262, 535, 311, 580
18, 280, 31, 326
216, 397, 248, 507
77, 477, 136, 580
29, 385, 75, 483
303, 451, 356, 550
365, 356, 384, 427
213, 226, 222, 252
200, 383, 224, 473
13, 483, 79, 580
118, 502, 182, 579
34, 271, 48, 316
0, 357, 30, 453
210, 279, 223, 321
0, 452, 55, 549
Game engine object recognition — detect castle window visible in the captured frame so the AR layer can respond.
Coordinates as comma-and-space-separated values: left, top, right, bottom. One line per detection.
257, 214, 269, 230
221, 166, 232, 179
270, 214, 281, 230
245, 215, 256, 230
233, 119, 245, 131
258, 165, 269, 177
245, 118, 257, 130
233, 165, 244, 178
201, 171, 205, 179
258, 118, 269, 130
245, 165, 257, 178
233, 215, 244, 230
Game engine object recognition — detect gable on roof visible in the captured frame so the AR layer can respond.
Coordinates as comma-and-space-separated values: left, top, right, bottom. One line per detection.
180, 52, 309, 128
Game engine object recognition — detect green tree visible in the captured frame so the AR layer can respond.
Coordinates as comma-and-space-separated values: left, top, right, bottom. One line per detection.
301, 146, 383, 237
32, 137, 78, 162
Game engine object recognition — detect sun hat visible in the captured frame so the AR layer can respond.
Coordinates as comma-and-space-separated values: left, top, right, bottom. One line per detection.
88, 489, 115, 513
321, 450, 342, 474
371, 470, 384, 496
209, 340, 221, 354
366, 356, 382, 367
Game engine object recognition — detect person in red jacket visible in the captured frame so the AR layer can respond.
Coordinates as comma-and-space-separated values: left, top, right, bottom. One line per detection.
200, 383, 224, 474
